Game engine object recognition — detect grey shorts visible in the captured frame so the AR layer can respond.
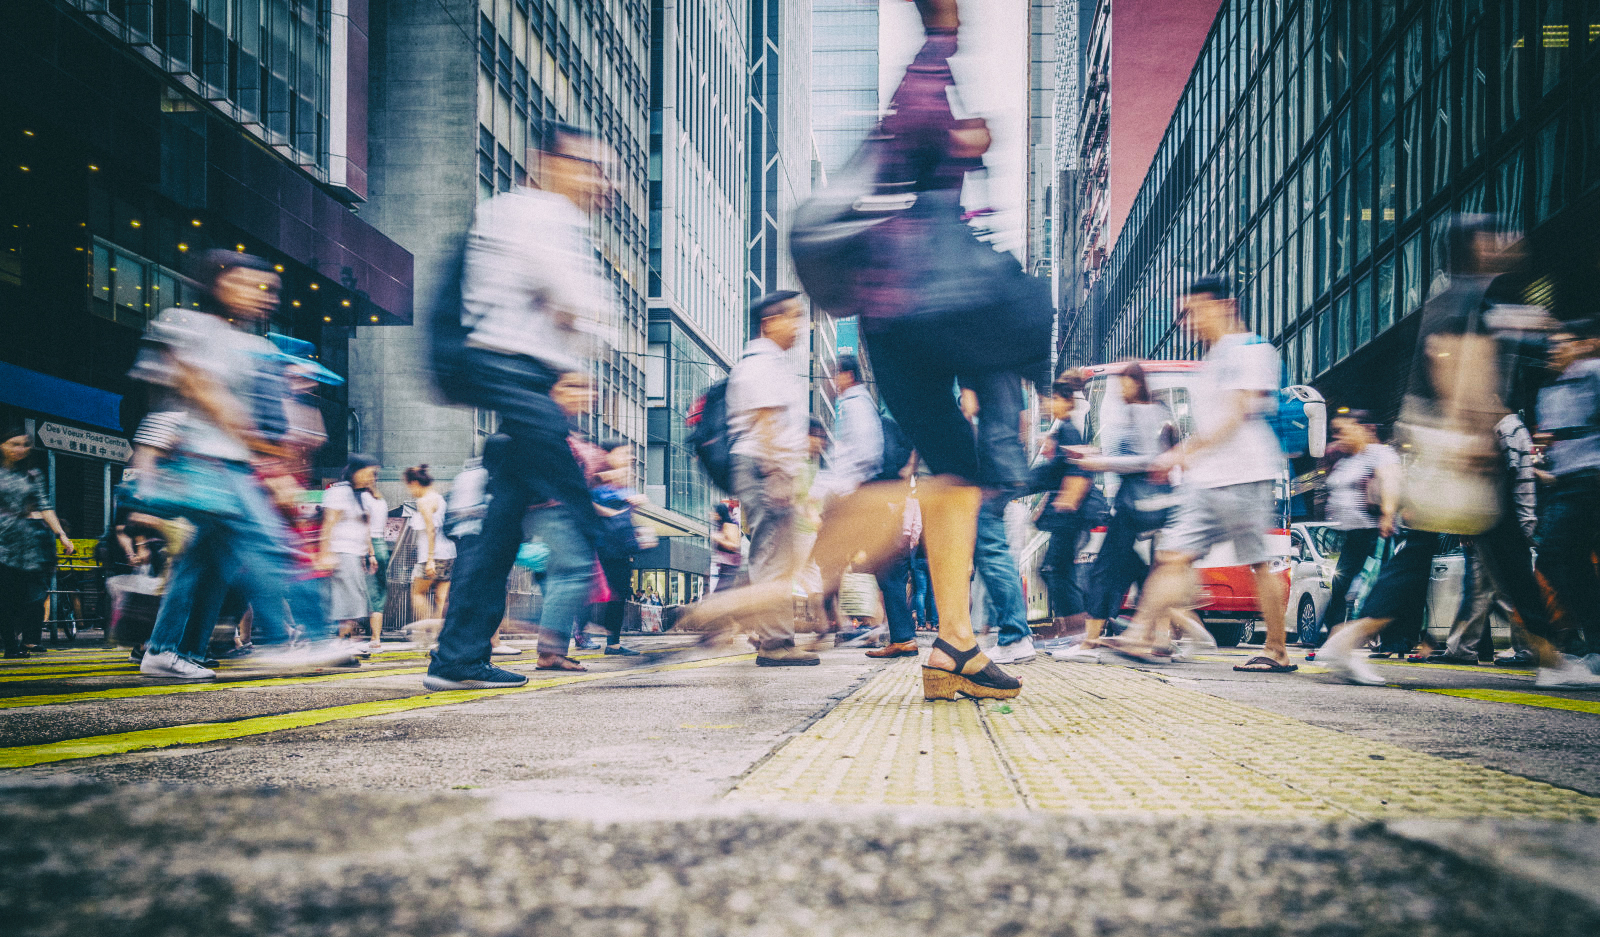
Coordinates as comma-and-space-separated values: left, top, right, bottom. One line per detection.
328, 553, 371, 622
1161, 480, 1276, 567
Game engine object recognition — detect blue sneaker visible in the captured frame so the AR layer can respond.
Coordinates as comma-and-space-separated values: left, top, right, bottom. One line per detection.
604, 644, 642, 656
423, 664, 529, 690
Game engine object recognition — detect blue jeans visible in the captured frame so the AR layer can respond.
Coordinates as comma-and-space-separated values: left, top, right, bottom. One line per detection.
976, 494, 1029, 645
527, 504, 597, 656
910, 554, 937, 626
145, 460, 329, 656
877, 553, 916, 644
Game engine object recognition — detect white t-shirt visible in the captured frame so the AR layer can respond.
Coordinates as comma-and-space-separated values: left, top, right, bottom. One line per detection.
365, 492, 389, 540
727, 337, 807, 472
408, 490, 457, 561
1184, 331, 1286, 489
1325, 444, 1400, 530
322, 483, 375, 555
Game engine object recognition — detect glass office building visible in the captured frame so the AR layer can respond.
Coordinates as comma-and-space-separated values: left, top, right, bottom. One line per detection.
1082, 0, 1600, 417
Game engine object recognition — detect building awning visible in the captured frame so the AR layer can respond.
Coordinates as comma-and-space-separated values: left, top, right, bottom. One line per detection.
0, 362, 124, 432
634, 502, 708, 539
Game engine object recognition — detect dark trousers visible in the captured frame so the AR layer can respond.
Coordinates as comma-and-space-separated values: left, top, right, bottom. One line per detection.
1367, 517, 1554, 650
1315, 527, 1382, 646
877, 552, 917, 645
430, 352, 601, 677
1087, 507, 1148, 621
595, 555, 633, 645
0, 564, 45, 654
1045, 517, 1085, 620
1536, 473, 1600, 654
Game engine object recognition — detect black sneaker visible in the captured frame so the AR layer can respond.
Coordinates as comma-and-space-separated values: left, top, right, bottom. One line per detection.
422, 664, 529, 690
221, 644, 254, 659
604, 644, 642, 656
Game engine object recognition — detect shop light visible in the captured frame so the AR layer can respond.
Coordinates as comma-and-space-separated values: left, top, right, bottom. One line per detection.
309, 282, 319, 290
323, 316, 332, 322
23, 130, 34, 136
177, 243, 188, 251
130, 220, 141, 227
341, 299, 351, 307
88, 165, 99, 171
369, 315, 379, 322
274, 264, 284, 272
236, 243, 246, 251
292, 300, 301, 307
191, 219, 202, 227
18, 166, 28, 172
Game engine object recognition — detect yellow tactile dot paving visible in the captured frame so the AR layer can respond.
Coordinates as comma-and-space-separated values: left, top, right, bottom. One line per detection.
729, 661, 1024, 809
729, 659, 1600, 820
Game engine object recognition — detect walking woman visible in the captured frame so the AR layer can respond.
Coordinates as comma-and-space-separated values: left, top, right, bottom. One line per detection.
1035, 374, 1097, 640
1062, 363, 1177, 659
0, 426, 74, 658
405, 465, 454, 629
128, 249, 346, 679
1307, 411, 1397, 648
320, 455, 384, 650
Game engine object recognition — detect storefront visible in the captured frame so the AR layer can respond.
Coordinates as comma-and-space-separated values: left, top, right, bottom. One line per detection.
0, 363, 131, 539
631, 504, 712, 606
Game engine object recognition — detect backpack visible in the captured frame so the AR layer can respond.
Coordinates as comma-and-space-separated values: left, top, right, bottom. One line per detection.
1244, 335, 1327, 459
427, 244, 476, 405
686, 379, 734, 493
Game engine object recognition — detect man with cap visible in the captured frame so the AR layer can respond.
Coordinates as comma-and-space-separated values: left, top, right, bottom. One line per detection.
727, 291, 814, 665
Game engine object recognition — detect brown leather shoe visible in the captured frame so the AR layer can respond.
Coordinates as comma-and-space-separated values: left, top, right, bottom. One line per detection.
865, 640, 919, 659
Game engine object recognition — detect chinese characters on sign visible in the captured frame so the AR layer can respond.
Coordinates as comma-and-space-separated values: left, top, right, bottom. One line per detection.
36, 422, 132, 463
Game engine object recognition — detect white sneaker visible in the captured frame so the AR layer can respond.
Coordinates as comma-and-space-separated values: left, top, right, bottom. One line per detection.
252, 640, 362, 671
139, 650, 215, 681
491, 644, 523, 656
1533, 657, 1600, 689
987, 636, 1037, 664
1049, 645, 1101, 663
1319, 645, 1386, 686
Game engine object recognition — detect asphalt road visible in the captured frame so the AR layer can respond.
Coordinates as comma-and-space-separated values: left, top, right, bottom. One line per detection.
2, 632, 1597, 935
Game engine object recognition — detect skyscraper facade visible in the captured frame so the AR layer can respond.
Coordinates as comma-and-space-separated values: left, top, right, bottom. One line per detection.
811, 0, 879, 180
1090, 0, 1600, 419
357, 0, 649, 481
643, 0, 749, 593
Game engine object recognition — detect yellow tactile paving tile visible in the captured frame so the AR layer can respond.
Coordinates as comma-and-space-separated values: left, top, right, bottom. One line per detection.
730, 659, 1600, 821
729, 662, 1024, 809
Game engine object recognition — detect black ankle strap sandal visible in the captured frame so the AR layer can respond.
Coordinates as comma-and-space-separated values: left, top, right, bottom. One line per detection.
923, 638, 1022, 700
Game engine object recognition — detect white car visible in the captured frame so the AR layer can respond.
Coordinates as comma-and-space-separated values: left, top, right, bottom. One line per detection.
1287, 523, 1341, 644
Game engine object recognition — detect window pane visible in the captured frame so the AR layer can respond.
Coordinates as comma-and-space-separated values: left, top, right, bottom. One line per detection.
1355, 154, 1373, 260
1335, 290, 1352, 363
1355, 275, 1373, 348
1378, 133, 1397, 243
1378, 254, 1396, 332
92, 244, 112, 305
113, 253, 146, 312
1401, 234, 1423, 315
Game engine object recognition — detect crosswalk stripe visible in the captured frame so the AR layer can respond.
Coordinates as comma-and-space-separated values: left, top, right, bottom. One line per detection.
1415, 687, 1600, 716
0, 652, 754, 769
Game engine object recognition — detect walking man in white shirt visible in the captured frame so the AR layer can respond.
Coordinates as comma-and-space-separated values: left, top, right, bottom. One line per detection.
727, 291, 815, 666
424, 120, 616, 689
1107, 276, 1295, 673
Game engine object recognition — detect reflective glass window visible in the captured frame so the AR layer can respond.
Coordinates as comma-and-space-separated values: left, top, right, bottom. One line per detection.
1355, 275, 1372, 348
1378, 253, 1396, 331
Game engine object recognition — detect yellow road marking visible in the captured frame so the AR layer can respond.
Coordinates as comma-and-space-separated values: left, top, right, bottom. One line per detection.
0, 666, 433, 709
1416, 687, 1600, 716
0, 653, 754, 769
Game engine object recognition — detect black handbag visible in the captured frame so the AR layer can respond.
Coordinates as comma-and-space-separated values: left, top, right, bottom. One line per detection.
1118, 475, 1176, 533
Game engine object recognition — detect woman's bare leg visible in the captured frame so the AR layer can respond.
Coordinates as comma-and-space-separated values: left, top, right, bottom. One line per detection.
918, 481, 983, 672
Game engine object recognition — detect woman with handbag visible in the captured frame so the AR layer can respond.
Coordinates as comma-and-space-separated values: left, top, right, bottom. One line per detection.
1320, 216, 1600, 689
1032, 374, 1099, 644
0, 426, 75, 658
1056, 363, 1178, 661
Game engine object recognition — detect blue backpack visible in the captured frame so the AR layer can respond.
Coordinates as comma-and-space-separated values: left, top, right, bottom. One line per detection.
1245, 335, 1326, 459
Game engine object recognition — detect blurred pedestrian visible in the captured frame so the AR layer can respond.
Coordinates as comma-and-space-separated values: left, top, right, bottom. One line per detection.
1105, 276, 1294, 673
1060, 362, 1178, 661
404, 465, 453, 639
127, 250, 350, 679
423, 120, 614, 689
1308, 411, 1398, 648
591, 438, 655, 656
961, 378, 1035, 665
708, 501, 744, 593
321, 455, 384, 650
1534, 317, 1600, 671
727, 291, 813, 666
1321, 217, 1599, 689
0, 426, 73, 658
1017, 374, 1096, 663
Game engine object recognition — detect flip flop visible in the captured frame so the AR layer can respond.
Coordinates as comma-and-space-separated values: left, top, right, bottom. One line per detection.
1233, 655, 1298, 673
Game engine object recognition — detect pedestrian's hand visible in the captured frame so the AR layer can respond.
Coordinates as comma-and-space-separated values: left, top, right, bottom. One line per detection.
1379, 514, 1396, 538
58, 535, 75, 554
365, 555, 378, 573
315, 551, 337, 572
1152, 450, 1183, 474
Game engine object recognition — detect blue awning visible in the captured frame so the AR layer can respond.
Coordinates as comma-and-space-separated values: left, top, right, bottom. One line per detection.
0, 362, 124, 432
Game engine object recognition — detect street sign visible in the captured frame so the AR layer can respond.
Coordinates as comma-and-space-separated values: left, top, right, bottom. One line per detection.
37, 422, 131, 463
